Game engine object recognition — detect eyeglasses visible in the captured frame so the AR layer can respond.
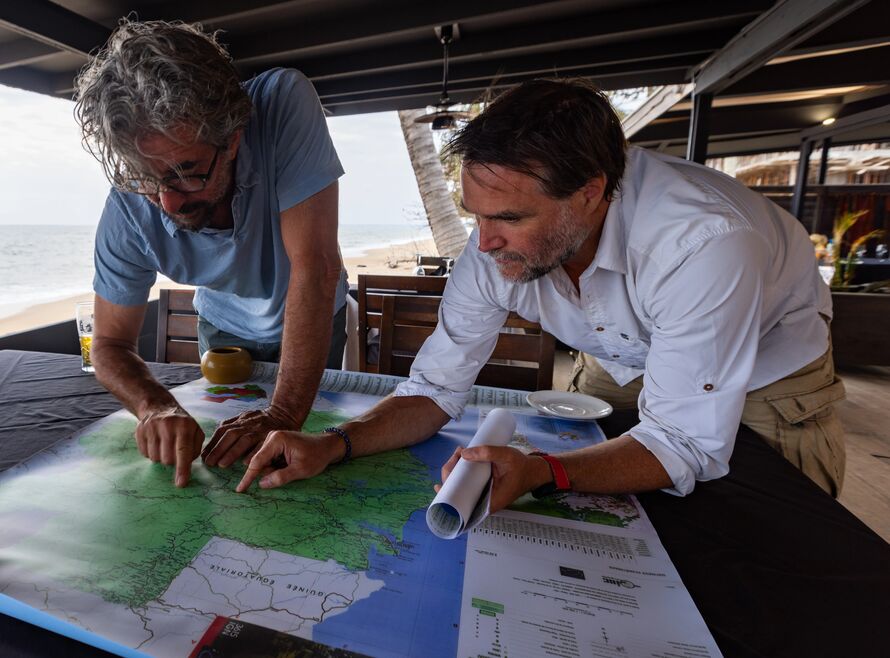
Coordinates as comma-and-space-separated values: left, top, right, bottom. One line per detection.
119, 147, 222, 195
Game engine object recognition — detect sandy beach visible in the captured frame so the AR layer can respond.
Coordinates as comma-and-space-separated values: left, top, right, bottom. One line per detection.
0, 238, 439, 337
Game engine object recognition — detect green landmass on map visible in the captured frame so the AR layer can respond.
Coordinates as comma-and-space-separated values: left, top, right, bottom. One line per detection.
507, 434, 638, 528
508, 492, 639, 528
0, 410, 432, 609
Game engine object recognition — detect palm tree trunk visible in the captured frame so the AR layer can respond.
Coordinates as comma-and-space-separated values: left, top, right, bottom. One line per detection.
398, 109, 469, 258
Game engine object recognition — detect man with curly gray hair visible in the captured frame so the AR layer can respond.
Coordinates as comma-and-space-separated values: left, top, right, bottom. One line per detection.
76, 19, 349, 488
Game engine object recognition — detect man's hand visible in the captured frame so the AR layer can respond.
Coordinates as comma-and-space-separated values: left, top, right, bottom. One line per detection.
201, 406, 298, 468
136, 406, 205, 488
235, 430, 345, 492
437, 446, 553, 514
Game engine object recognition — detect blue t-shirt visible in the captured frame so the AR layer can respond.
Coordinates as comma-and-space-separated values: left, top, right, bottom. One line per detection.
93, 68, 347, 342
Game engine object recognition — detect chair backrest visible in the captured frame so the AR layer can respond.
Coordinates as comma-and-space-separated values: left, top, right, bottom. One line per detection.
156, 289, 200, 364
416, 255, 454, 276
357, 274, 448, 373
377, 293, 556, 391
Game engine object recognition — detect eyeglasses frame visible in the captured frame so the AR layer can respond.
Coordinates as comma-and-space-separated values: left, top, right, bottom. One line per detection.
119, 146, 223, 195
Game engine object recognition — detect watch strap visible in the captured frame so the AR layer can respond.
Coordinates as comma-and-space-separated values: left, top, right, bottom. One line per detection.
529, 451, 570, 498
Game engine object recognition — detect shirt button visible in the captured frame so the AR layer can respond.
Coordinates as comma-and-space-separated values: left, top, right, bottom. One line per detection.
596, 326, 605, 332
703, 383, 714, 392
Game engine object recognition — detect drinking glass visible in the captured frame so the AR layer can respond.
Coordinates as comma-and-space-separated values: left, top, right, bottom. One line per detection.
75, 301, 95, 373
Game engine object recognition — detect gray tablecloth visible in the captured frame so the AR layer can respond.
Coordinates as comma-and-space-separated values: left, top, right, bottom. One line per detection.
0, 350, 199, 473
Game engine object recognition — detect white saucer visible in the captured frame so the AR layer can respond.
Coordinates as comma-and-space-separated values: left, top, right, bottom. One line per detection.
526, 391, 613, 420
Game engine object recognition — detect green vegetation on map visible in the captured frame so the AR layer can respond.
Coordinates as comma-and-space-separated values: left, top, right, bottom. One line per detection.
508, 492, 639, 528
0, 411, 432, 609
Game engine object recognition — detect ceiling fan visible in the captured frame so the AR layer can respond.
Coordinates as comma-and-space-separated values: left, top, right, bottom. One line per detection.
414, 24, 473, 130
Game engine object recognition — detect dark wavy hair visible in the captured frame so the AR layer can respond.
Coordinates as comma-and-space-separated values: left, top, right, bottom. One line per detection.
446, 78, 627, 200
74, 18, 252, 187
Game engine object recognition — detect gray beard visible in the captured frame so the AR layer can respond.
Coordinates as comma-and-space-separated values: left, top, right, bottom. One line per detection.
168, 201, 218, 232
492, 206, 588, 283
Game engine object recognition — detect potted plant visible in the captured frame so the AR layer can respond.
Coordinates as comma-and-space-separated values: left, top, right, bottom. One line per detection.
824, 210, 890, 366
829, 210, 885, 289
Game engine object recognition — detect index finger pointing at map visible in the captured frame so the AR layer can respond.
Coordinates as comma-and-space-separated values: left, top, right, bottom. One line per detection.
236, 438, 280, 492
174, 439, 194, 488
235, 461, 263, 493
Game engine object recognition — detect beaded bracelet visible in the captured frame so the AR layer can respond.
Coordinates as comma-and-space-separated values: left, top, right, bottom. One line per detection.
324, 426, 352, 464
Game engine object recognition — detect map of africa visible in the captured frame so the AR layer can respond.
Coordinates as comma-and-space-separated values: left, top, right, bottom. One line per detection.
0, 376, 637, 657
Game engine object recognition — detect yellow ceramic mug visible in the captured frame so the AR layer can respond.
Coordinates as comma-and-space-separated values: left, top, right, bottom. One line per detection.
200, 346, 253, 384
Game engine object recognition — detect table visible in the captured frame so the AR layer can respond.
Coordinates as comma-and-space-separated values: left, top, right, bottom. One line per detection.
2, 350, 889, 658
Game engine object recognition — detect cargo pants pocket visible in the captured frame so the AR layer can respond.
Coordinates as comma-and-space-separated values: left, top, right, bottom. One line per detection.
763, 377, 847, 497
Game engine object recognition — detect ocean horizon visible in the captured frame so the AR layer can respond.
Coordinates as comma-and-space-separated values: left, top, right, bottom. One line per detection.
0, 222, 434, 320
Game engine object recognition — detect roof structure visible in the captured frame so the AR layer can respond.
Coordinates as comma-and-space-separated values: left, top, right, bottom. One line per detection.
0, 0, 887, 160
1, 0, 775, 116
626, 1, 890, 158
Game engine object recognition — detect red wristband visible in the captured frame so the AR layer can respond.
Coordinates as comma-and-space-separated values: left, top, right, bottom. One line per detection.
529, 451, 571, 496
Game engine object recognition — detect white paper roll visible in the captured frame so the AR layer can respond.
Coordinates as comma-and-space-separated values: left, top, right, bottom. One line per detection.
426, 408, 516, 539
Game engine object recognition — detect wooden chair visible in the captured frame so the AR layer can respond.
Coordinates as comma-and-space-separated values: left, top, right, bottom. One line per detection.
377, 293, 556, 391
156, 289, 200, 364
357, 274, 448, 373
416, 255, 454, 276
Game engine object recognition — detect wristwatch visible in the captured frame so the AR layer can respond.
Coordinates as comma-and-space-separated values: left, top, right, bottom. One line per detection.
529, 451, 571, 498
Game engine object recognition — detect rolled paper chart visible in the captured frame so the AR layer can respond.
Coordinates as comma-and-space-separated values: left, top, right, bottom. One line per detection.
426, 408, 516, 539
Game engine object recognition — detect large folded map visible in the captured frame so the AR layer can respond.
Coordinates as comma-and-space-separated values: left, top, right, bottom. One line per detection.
0, 369, 720, 657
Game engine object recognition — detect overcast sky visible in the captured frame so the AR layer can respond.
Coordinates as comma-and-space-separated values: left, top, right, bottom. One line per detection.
0, 84, 424, 226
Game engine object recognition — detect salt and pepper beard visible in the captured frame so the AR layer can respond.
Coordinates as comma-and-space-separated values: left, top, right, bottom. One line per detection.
489, 203, 589, 283
147, 154, 234, 232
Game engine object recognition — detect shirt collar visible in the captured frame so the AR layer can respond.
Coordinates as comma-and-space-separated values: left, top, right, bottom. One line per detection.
588, 195, 628, 276
160, 211, 181, 238
545, 194, 627, 296
234, 130, 260, 191
579, 152, 637, 278
159, 205, 235, 239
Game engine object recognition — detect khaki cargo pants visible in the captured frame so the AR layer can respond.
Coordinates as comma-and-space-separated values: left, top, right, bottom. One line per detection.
568, 347, 847, 497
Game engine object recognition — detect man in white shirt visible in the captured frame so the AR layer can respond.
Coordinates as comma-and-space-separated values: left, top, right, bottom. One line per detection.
237, 78, 846, 504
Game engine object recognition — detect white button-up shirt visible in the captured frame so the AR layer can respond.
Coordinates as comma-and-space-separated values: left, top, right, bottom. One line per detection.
394, 147, 831, 495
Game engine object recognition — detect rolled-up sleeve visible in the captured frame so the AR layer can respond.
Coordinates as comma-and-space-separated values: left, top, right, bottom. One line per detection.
629, 229, 768, 495
394, 242, 509, 419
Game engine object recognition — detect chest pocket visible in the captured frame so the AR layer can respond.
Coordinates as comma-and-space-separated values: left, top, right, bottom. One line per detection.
600, 332, 649, 369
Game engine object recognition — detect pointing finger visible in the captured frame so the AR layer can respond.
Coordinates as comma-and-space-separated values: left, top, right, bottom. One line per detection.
174, 436, 196, 488
236, 437, 283, 493
236, 461, 264, 493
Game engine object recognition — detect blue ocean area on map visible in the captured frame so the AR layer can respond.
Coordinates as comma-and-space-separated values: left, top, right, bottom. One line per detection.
315, 510, 466, 657
314, 398, 470, 657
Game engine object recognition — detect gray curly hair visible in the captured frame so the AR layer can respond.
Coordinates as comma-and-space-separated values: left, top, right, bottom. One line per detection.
74, 18, 252, 186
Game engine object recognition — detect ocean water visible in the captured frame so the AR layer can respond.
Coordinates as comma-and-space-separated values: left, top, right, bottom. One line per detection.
337, 222, 432, 257
0, 222, 433, 319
